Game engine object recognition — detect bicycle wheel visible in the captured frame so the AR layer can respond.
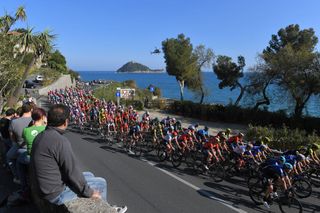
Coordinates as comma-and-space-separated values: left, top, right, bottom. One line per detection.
171, 150, 183, 168
292, 178, 312, 198
131, 143, 142, 157
248, 189, 264, 205
247, 176, 265, 193
278, 197, 302, 213
210, 164, 225, 182
145, 141, 155, 153
309, 169, 320, 187
157, 145, 167, 162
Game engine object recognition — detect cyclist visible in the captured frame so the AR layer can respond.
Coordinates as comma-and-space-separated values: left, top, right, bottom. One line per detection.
128, 122, 141, 154
197, 126, 209, 143
305, 143, 320, 165
228, 132, 244, 149
163, 128, 177, 156
261, 162, 293, 208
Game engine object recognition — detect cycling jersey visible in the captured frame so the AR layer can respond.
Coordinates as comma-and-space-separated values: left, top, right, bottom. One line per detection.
129, 125, 140, 136
262, 164, 286, 180
285, 155, 297, 165
233, 145, 246, 154
251, 146, 261, 156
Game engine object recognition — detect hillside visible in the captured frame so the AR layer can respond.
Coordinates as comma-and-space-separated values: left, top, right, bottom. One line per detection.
117, 61, 156, 72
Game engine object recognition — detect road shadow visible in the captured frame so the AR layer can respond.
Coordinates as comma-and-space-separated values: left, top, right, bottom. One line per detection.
82, 137, 105, 144
196, 188, 270, 213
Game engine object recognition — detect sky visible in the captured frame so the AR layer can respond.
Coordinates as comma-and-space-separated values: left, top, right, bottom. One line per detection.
2, 0, 320, 71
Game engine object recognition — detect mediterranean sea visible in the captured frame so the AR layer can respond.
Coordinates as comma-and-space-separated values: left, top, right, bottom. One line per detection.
78, 71, 320, 117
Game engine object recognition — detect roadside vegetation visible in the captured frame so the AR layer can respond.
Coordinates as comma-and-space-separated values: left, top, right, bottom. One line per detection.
161, 25, 320, 145
93, 80, 161, 110
0, 6, 78, 111
162, 25, 320, 119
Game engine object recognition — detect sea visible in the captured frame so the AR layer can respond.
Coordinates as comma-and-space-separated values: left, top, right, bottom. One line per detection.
78, 71, 320, 117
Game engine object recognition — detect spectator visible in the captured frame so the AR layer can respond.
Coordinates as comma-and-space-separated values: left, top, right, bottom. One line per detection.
7, 104, 33, 183
16, 108, 47, 200
0, 108, 16, 166
30, 104, 127, 212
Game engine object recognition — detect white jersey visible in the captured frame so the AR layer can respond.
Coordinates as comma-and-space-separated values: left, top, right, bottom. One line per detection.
233, 145, 246, 154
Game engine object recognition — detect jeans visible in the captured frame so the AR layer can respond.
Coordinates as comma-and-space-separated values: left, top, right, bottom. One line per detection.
50, 172, 107, 205
0, 138, 11, 163
16, 150, 30, 190
6, 143, 26, 178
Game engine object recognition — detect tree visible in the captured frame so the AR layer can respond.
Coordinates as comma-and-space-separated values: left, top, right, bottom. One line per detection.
187, 45, 214, 104
162, 34, 198, 101
262, 24, 320, 118
46, 50, 68, 73
213, 55, 246, 106
0, 34, 20, 112
0, 6, 26, 33
7, 29, 55, 106
246, 59, 275, 110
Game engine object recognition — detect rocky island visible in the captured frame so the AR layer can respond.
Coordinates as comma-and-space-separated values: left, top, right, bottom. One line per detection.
117, 61, 164, 73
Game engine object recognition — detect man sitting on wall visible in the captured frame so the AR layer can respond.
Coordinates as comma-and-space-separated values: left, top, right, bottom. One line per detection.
30, 104, 127, 212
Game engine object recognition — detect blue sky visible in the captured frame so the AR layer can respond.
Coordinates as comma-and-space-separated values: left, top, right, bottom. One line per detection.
2, 0, 320, 71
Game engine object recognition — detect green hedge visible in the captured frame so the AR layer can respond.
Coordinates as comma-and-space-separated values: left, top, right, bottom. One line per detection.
168, 101, 320, 133
246, 125, 320, 151
123, 100, 144, 110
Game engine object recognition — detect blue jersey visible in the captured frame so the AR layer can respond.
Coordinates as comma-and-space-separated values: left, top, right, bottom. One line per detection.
266, 164, 286, 177
197, 129, 208, 137
251, 146, 261, 156
285, 155, 297, 165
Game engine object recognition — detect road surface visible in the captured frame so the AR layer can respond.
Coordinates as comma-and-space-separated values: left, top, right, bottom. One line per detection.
65, 126, 320, 213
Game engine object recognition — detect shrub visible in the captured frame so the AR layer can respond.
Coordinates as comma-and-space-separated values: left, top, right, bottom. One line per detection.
123, 100, 144, 110
123, 80, 137, 88
168, 101, 320, 134
246, 125, 320, 151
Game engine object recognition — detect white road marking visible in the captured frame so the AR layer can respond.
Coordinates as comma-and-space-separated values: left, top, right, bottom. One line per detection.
140, 158, 247, 213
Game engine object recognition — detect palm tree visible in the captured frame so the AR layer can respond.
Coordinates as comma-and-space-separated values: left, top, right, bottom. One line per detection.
0, 6, 26, 33
7, 29, 55, 106
15, 6, 27, 22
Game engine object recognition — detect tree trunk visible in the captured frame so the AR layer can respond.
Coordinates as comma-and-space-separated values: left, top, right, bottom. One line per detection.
294, 93, 312, 118
0, 96, 4, 113
199, 86, 204, 104
234, 82, 245, 106
253, 83, 270, 110
178, 80, 184, 101
7, 56, 36, 107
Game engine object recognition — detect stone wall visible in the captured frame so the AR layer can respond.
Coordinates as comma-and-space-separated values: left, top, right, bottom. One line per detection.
38, 75, 75, 96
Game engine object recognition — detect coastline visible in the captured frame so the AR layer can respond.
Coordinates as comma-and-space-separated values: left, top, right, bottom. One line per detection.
117, 71, 165, 74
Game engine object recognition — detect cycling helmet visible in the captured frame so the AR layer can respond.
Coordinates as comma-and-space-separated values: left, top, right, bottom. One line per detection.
263, 136, 271, 143
194, 123, 199, 128
226, 128, 231, 133
189, 126, 195, 130
214, 137, 220, 143
219, 133, 227, 141
298, 146, 307, 152
238, 132, 244, 137
311, 143, 319, 150
260, 144, 267, 151
146, 111, 149, 115
283, 163, 293, 170
279, 156, 286, 164
296, 154, 305, 162
172, 131, 178, 137
246, 143, 253, 149
204, 126, 209, 131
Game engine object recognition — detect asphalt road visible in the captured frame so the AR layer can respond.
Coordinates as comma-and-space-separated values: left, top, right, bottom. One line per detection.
64, 126, 320, 213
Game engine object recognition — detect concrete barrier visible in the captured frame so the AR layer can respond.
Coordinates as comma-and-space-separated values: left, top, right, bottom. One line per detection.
38, 75, 75, 96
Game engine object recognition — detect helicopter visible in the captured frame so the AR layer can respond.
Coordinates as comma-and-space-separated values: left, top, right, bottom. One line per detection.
151, 47, 161, 54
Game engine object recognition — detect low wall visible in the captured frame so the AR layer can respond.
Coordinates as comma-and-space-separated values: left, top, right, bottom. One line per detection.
38, 75, 75, 96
